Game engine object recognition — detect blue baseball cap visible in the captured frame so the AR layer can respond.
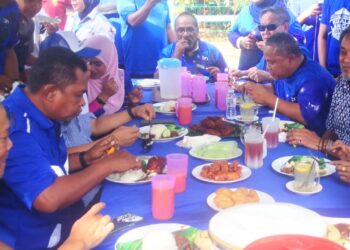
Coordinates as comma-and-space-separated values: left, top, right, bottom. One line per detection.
40, 31, 100, 58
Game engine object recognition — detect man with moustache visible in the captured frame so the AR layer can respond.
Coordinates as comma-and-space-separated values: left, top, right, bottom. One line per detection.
244, 32, 335, 135
0, 47, 141, 249
160, 12, 227, 82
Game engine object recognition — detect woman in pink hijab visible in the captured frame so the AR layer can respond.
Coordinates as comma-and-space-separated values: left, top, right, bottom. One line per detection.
84, 35, 125, 116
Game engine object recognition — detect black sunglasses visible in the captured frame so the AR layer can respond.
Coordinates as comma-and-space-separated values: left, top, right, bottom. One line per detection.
257, 23, 280, 32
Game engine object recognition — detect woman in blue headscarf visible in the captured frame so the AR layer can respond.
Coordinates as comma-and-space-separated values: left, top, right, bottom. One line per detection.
228, 0, 304, 70
65, 0, 115, 42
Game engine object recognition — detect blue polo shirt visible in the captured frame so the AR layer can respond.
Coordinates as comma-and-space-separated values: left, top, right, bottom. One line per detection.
274, 57, 336, 135
0, 86, 84, 249
161, 40, 227, 82
321, 0, 350, 77
0, 1, 20, 74
117, 0, 171, 76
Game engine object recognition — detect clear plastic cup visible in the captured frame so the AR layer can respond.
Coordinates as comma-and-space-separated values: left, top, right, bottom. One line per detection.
262, 117, 280, 148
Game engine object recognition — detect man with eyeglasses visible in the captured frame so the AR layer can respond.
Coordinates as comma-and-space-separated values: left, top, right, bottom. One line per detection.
160, 11, 227, 82
230, 7, 310, 83
244, 32, 335, 135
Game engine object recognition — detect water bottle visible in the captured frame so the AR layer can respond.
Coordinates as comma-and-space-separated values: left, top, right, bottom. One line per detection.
226, 88, 236, 120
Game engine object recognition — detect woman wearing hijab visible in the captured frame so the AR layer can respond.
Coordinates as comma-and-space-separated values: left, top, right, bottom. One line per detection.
84, 35, 125, 116
228, 0, 304, 70
65, 0, 115, 42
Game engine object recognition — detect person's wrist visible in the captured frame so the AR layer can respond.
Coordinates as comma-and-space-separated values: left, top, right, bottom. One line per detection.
79, 152, 90, 168
97, 94, 109, 103
127, 106, 136, 119
61, 238, 86, 250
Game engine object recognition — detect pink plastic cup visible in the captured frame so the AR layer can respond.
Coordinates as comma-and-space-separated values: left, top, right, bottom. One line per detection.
152, 175, 175, 220
191, 75, 207, 102
166, 153, 189, 193
181, 68, 192, 97
176, 97, 192, 125
215, 83, 228, 111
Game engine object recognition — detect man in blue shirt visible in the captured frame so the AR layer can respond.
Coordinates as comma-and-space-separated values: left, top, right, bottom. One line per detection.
0, 0, 20, 94
318, 0, 350, 77
230, 7, 310, 84
116, 0, 175, 78
1, 47, 141, 249
245, 32, 335, 135
160, 12, 227, 82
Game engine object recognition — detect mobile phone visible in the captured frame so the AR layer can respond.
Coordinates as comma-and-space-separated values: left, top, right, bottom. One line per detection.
35, 14, 61, 24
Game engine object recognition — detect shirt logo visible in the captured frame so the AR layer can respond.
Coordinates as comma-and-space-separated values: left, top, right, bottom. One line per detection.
330, 8, 350, 41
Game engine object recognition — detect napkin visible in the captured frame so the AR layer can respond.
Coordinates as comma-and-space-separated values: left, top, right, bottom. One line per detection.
181, 134, 221, 149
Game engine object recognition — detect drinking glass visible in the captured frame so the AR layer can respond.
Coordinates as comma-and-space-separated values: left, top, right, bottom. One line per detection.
215, 83, 228, 111
176, 97, 192, 125
191, 75, 207, 102
152, 175, 175, 220
166, 153, 189, 193
241, 127, 264, 168
262, 117, 280, 148
293, 161, 320, 192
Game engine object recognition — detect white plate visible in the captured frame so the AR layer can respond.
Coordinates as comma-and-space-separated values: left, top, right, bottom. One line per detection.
153, 101, 197, 115
139, 125, 188, 142
271, 155, 336, 177
106, 156, 165, 184
133, 79, 160, 89
115, 223, 189, 249
192, 163, 251, 184
189, 146, 242, 161
207, 188, 275, 211
286, 180, 323, 195
209, 202, 327, 248
233, 115, 259, 123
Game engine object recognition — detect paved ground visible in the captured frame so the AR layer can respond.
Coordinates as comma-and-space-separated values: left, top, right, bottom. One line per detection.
208, 38, 240, 69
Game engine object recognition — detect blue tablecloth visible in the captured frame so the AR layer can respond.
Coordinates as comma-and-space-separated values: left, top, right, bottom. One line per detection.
96, 85, 350, 250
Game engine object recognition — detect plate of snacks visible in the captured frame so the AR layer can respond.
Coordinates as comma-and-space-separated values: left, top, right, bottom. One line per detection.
153, 101, 197, 115
189, 116, 242, 138
106, 156, 166, 184
192, 161, 251, 184
115, 223, 214, 250
139, 124, 188, 142
189, 141, 242, 161
207, 187, 275, 211
271, 155, 336, 177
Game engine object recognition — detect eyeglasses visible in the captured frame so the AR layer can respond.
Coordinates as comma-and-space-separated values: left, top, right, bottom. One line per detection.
176, 27, 196, 34
257, 23, 280, 32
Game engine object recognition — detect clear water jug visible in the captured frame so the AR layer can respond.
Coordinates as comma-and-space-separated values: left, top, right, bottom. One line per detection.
158, 58, 181, 99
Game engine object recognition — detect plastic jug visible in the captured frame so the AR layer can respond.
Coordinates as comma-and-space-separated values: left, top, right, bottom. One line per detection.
158, 58, 181, 99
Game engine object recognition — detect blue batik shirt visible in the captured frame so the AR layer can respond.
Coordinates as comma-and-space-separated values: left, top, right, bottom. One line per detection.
0, 86, 84, 250
161, 40, 227, 82
274, 57, 335, 135
321, 0, 350, 77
